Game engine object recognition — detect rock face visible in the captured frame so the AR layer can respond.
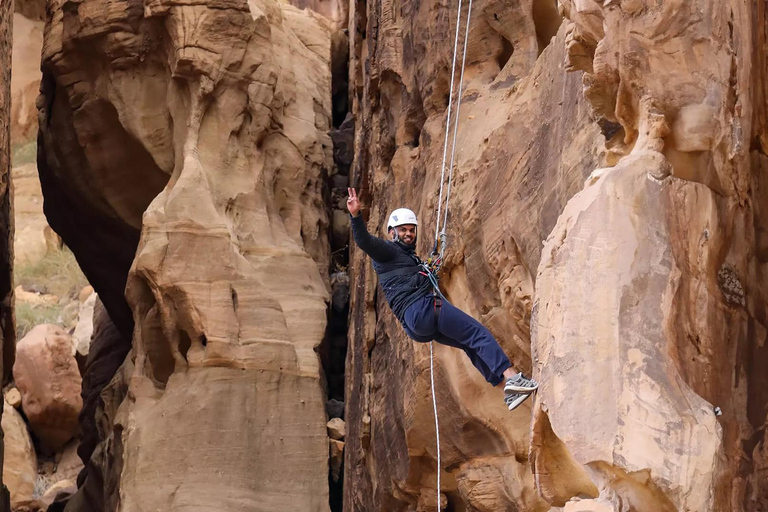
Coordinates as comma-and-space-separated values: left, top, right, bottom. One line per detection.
40, 0, 335, 508
28, 0, 768, 510
14, 324, 82, 451
531, 2, 768, 511
2, 399, 37, 507
0, 2, 15, 509
344, 0, 597, 508
346, 1, 768, 512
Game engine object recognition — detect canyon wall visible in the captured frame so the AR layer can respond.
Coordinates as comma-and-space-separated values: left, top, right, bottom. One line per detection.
346, 0, 768, 510
1, 1, 15, 510
532, 2, 768, 511
17, 0, 768, 509
37, 0, 336, 509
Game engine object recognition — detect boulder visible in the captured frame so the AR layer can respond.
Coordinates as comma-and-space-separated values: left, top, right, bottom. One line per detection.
327, 418, 345, 440
14, 324, 83, 451
15, 285, 58, 307
72, 292, 98, 358
329, 439, 344, 483
40, 479, 77, 509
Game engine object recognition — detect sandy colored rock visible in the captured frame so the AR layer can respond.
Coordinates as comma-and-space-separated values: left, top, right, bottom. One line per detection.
531, 148, 719, 511
78, 286, 94, 303
329, 439, 344, 482
42, 0, 335, 507
56, 440, 84, 482
72, 291, 97, 358
14, 324, 83, 451
10, 12, 43, 145
344, 0, 592, 508
2, 398, 38, 507
327, 417, 345, 440
15, 285, 58, 307
530, 2, 768, 511
40, 478, 77, 508
563, 499, 616, 512
5, 386, 21, 408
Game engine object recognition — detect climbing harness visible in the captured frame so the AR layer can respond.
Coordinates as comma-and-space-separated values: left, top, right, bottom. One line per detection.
427, 0, 474, 505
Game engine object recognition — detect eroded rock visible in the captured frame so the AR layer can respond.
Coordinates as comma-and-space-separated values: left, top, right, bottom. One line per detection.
532, 1, 768, 510
2, 398, 37, 507
14, 324, 82, 451
344, 0, 596, 508
41, 0, 335, 506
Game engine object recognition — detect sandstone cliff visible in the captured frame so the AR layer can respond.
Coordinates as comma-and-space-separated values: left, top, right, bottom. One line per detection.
38, 0, 336, 509
1, 0, 16, 509
346, 0, 768, 511
532, 2, 768, 511
6, 0, 766, 510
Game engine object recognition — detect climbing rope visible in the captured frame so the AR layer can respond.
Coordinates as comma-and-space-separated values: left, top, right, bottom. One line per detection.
428, 0, 473, 507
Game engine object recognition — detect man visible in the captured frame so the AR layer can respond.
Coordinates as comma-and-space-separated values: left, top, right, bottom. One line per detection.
347, 188, 538, 411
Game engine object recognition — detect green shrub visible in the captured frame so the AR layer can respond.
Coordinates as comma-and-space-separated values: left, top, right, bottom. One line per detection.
16, 247, 88, 301
15, 302, 61, 340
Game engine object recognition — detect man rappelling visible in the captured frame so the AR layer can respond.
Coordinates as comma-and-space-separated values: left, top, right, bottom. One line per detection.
347, 188, 538, 411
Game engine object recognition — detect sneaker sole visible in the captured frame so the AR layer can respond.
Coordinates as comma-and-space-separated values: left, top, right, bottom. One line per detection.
504, 382, 539, 394
507, 393, 532, 411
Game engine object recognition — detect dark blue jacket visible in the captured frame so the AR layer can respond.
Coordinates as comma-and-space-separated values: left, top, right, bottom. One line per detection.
351, 214, 434, 323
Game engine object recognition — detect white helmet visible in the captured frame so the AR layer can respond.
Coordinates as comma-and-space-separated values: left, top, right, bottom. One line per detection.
387, 208, 418, 230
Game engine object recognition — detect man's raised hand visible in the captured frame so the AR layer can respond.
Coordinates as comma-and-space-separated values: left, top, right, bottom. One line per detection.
347, 187, 361, 217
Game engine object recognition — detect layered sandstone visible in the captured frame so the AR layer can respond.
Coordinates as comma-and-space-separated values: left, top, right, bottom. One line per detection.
345, 0, 598, 508
531, 2, 768, 511
346, 1, 768, 512
39, 0, 335, 508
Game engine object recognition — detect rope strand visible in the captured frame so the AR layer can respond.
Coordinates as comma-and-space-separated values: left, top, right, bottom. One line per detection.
429, 340, 441, 509
434, 0, 464, 243
429, 0, 472, 508
441, 0, 473, 234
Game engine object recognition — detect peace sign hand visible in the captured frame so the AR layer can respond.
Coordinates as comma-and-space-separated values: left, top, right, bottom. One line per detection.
347, 188, 361, 217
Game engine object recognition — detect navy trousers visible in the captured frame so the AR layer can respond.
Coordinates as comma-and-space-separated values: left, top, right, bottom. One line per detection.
402, 295, 512, 386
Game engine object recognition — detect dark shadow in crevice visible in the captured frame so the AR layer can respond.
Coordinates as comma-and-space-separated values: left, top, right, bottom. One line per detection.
532, 0, 562, 55
497, 34, 514, 70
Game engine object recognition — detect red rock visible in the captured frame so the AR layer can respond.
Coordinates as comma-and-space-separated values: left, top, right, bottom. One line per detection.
14, 324, 82, 451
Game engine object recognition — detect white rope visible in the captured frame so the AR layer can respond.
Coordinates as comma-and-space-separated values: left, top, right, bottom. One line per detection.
429, 0, 473, 509
433, 0, 464, 243
441, 0, 473, 233
429, 340, 441, 509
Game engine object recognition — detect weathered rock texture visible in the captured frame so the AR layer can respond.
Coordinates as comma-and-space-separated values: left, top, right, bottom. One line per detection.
2, 399, 37, 508
39, 0, 335, 508
346, 1, 768, 512
345, 0, 599, 509
0, 1, 14, 509
14, 324, 82, 451
531, 2, 768, 511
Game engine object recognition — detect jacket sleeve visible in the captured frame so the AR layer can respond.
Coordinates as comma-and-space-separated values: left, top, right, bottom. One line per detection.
350, 214, 398, 263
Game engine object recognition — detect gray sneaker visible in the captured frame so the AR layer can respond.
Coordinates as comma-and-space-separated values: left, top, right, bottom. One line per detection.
504, 392, 532, 411
504, 373, 538, 394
